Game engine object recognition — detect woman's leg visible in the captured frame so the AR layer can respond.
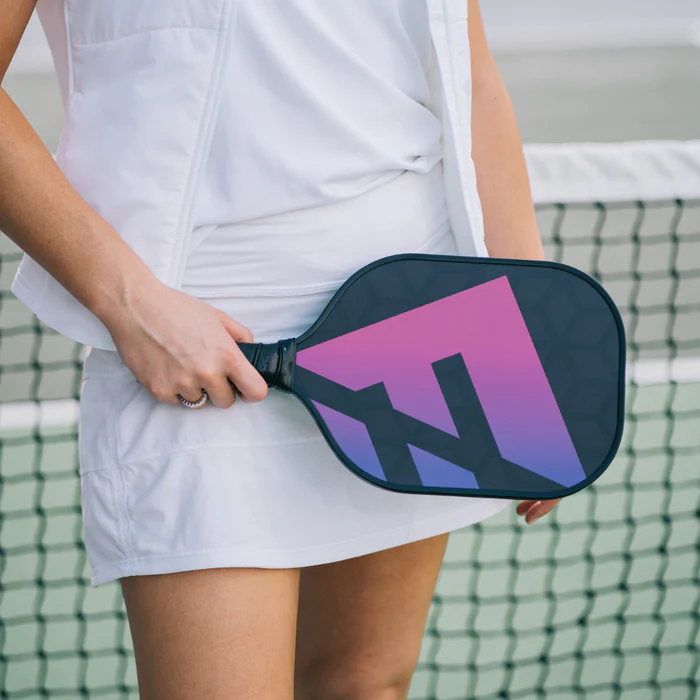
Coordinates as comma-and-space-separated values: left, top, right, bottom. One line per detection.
294, 533, 450, 700
120, 566, 300, 700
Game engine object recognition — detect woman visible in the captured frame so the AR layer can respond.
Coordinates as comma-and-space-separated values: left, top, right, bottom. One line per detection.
1, 0, 560, 697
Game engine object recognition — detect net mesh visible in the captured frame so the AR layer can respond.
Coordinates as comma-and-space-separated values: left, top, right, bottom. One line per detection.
1, 142, 699, 699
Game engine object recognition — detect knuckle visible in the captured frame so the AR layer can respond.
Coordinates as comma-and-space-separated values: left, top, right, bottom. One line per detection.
150, 386, 173, 403
171, 371, 194, 391
145, 378, 162, 394
226, 356, 249, 379
193, 364, 218, 385
249, 381, 268, 402
175, 382, 201, 399
228, 349, 246, 367
217, 393, 236, 410
223, 348, 243, 368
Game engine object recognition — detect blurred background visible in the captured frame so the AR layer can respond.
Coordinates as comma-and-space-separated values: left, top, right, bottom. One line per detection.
4, 0, 700, 145
1, 2, 699, 699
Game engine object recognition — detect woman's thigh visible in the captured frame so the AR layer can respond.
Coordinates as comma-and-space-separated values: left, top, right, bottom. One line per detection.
120, 566, 300, 700
294, 533, 450, 700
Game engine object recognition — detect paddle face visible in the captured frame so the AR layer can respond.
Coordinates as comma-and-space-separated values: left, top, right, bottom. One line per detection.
291, 253, 626, 501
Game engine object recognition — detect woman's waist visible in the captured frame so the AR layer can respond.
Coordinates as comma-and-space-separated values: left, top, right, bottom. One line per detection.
184, 218, 459, 344
181, 160, 449, 295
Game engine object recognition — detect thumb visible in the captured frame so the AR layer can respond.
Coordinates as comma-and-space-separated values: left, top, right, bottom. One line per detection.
214, 308, 254, 344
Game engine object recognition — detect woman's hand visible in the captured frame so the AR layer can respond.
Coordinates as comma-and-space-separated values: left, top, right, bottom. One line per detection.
101, 275, 269, 409
1, 4, 266, 412
516, 498, 561, 525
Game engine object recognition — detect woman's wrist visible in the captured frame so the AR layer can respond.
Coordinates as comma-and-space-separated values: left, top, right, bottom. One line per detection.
85, 248, 162, 333
484, 226, 546, 261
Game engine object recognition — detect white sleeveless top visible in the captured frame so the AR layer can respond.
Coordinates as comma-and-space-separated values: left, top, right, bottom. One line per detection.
69, 1, 512, 587
182, 0, 447, 341
12, 0, 487, 352
191, 0, 443, 229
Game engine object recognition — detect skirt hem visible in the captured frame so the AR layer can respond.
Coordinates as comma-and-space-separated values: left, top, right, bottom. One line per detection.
88, 496, 510, 587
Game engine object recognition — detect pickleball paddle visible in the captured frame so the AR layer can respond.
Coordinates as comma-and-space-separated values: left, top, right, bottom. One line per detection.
237, 252, 626, 501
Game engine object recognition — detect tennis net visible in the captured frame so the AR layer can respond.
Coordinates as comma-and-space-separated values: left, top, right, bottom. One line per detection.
1, 140, 699, 699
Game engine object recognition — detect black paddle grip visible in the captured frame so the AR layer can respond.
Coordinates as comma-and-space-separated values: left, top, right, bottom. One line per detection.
236, 338, 296, 392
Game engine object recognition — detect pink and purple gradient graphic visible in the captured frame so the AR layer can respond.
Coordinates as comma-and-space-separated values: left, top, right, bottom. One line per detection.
297, 276, 585, 488
407, 445, 479, 489
312, 401, 386, 481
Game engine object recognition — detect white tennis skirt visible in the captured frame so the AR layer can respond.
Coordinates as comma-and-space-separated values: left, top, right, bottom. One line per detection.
78, 160, 512, 587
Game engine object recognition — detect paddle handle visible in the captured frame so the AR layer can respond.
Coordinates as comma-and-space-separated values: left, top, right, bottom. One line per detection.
236, 339, 296, 392
133, 339, 296, 394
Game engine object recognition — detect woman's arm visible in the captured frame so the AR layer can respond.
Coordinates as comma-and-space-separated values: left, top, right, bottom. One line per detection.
468, 0, 559, 524
0, 1, 154, 333
468, 0, 544, 261
0, 1, 267, 408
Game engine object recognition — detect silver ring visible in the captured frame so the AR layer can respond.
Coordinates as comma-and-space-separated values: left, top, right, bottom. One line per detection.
177, 389, 209, 409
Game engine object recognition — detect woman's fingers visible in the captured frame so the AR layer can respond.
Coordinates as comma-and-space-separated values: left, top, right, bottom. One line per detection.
179, 345, 267, 410
214, 307, 255, 343
209, 309, 267, 403
515, 498, 561, 524
225, 347, 269, 404
155, 338, 266, 410
108, 282, 270, 409
516, 500, 534, 515
189, 370, 236, 410
177, 385, 213, 410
